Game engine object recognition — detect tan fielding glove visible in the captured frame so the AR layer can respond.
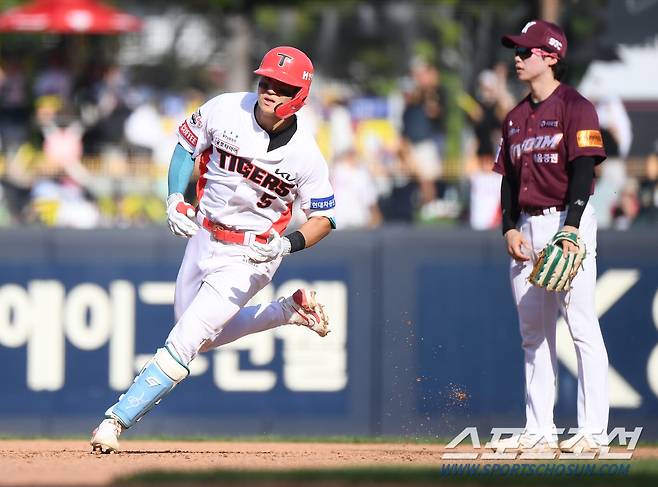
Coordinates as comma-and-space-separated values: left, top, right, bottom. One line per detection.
528, 231, 586, 292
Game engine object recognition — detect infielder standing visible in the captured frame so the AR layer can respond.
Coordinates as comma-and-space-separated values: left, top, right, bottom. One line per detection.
91, 46, 335, 453
493, 20, 608, 451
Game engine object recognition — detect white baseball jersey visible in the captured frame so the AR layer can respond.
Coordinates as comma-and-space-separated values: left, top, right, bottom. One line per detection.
177, 92, 335, 235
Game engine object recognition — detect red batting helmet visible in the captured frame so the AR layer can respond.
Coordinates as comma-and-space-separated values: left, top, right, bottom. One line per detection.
253, 46, 314, 119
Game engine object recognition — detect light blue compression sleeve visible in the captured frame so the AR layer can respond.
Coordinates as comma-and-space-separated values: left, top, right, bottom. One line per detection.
168, 143, 195, 196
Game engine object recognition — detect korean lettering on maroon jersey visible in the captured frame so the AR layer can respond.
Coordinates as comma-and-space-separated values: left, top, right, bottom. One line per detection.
493, 85, 606, 206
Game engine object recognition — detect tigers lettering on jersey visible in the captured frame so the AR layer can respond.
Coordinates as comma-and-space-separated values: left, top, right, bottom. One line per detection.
216, 150, 295, 197
510, 133, 563, 162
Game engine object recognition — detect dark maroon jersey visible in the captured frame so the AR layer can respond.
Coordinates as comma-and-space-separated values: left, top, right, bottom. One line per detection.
493, 84, 606, 208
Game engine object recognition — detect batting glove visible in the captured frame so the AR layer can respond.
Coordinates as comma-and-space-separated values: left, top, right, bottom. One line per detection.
166, 193, 199, 238
246, 229, 291, 264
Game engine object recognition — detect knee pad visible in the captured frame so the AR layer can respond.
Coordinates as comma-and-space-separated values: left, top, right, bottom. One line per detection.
107, 346, 189, 428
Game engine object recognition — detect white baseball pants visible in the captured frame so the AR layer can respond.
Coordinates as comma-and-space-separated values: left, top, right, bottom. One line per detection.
509, 203, 609, 440
166, 229, 289, 365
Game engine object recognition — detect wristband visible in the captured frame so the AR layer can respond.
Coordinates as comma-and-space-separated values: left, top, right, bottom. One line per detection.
285, 231, 306, 253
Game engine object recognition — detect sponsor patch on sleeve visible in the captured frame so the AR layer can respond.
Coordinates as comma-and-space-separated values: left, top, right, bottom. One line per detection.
178, 120, 198, 147
190, 109, 203, 128
576, 129, 603, 148
310, 195, 336, 210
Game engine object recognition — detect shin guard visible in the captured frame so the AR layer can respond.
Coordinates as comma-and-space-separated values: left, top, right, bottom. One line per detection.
107, 347, 189, 428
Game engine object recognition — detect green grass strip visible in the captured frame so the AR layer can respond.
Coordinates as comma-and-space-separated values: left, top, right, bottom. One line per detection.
117, 461, 658, 486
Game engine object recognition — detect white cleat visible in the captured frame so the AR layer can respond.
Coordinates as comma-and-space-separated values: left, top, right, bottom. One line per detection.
282, 289, 330, 337
559, 435, 602, 454
489, 433, 558, 453
90, 418, 124, 454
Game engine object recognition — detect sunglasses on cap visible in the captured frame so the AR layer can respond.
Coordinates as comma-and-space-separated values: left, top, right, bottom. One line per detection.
515, 47, 559, 60
258, 78, 299, 98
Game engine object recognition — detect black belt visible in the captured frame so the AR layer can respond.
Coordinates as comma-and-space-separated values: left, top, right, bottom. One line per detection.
521, 205, 567, 216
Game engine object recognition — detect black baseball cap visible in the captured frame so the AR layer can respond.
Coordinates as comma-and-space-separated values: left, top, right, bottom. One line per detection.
502, 20, 567, 59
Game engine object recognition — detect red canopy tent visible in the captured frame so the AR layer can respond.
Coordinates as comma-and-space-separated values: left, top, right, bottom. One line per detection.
0, 0, 142, 34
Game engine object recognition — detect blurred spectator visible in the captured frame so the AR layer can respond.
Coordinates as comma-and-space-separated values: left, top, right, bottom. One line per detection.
0, 23, 653, 233
322, 83, 355, 161
400, 59, 445, 211
591, 126, 627, 229
29, 178, 100, 228
380, 135, 420, 223
26, 101, 100, 228
0, 183, 10, 226
461, 67, 513, 230
595, 95, 632, 159
351, 118, 413, 222
123, 90, 164, 159
637, 147, 658, 224
612, 178, 640, 230
331, 149, 382, 229
468, 156, 502, 230
469, 68, 514, 164
123, 87, 203, 168
82, 64, 132, 155
0, 97, 52, 224
0, 57, 30, 155
34, 53, 72, 100
41, 106, 89, 183
588, 93, 633, 231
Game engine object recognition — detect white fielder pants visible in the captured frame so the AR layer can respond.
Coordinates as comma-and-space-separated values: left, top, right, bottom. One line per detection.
166, 229, 287, 365
509, 203, 609, 439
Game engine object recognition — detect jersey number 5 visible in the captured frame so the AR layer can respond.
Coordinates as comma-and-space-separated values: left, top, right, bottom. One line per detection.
257, 193, 275, 208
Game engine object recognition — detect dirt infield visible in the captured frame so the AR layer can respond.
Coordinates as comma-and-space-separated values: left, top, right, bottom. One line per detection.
1, 440, 657, 486
0, 440, 440, 485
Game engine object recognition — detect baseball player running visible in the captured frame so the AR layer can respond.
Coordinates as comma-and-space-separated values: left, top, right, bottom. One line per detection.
493, 21, 608, 452
90, 46, 336, 453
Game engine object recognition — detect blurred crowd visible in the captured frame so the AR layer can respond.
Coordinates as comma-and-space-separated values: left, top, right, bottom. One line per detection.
1, 51, 657, 231
0, 52, 205, 228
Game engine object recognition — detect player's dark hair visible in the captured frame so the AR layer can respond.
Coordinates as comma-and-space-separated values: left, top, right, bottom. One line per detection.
551, 59, 567, 81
